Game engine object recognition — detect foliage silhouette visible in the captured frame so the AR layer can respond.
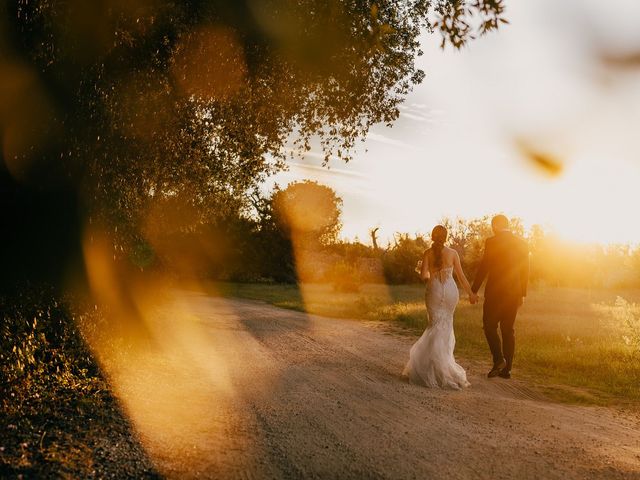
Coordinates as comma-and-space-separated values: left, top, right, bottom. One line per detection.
0, 0, 507, 291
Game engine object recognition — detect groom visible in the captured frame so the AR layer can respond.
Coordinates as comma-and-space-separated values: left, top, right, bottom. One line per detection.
471, 215, 529, 379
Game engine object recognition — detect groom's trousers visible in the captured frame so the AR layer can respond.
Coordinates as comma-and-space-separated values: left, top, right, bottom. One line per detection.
482, 298, 519, 370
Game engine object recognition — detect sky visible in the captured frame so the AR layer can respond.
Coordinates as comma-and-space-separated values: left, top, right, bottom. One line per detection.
266, 0, 640, 246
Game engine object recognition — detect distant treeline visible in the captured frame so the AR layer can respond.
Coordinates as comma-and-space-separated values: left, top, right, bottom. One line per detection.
146, 183, 640, 290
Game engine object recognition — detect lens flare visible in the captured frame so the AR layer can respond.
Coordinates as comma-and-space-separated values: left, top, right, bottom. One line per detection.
79, 224, 277, 476
275, 180, 390, 313
0, 62, 60, 182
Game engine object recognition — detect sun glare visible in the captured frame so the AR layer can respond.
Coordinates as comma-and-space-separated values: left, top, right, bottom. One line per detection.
527, 157, 640, 245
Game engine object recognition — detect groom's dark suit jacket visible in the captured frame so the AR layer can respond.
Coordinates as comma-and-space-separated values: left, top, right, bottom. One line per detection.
472, 231, 529, 305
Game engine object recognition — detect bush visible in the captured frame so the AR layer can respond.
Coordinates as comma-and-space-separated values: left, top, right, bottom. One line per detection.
0, 287, 160, 478
382, 234, 426, 284
1, 287, 99, 398
610, 296, 640, 357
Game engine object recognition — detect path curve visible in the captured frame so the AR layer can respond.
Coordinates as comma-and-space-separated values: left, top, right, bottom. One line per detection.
117, 293, 640, 479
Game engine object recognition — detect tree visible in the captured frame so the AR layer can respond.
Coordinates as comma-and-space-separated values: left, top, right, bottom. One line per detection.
0, 1, 507, 293
370, 227, 381, 251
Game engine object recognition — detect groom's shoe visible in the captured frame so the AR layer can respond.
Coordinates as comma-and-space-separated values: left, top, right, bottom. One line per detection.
497, 368, 511, 379
487, 360, 506, 378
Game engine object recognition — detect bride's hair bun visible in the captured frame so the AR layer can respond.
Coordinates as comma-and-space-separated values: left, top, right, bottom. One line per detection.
431, 225, 448, 268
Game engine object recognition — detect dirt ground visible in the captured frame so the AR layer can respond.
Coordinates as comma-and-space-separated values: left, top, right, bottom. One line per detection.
111, 292, 640, 479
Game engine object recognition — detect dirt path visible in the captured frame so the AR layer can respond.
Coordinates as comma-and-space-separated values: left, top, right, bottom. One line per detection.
115, 292, 640, 479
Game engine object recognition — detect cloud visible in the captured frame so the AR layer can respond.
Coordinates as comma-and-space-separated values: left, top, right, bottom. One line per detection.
400, 112, 430, 122
398, 105, 429, 122
366, 132, 415, 149
398, 104, 447, 127
287, 160, 366, 179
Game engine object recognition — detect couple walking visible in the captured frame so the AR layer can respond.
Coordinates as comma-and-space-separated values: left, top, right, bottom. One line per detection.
403, 215, 529, 389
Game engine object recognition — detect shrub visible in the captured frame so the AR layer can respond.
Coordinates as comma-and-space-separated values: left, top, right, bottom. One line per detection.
1, 287, 99, 399
382, 234, 426, 284
610, 296, 640, 357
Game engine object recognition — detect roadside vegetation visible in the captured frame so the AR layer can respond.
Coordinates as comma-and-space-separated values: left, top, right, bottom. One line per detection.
214, 282, 640, 406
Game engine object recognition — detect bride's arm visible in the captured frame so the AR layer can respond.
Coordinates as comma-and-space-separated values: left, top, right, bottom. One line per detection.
420, 250, 430, 282
453, 250, 473, 296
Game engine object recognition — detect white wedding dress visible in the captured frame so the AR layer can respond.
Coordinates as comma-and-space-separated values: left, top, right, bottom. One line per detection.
403, 266, 470, 390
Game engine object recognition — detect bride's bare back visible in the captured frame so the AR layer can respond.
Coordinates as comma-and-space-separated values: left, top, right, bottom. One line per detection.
420, 246, 475, 301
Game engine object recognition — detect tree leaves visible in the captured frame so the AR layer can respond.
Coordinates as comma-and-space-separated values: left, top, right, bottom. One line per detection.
1, 0, 507, 255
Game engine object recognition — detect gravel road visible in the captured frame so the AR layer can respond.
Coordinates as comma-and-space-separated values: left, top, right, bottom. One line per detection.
110, 293, 640, 479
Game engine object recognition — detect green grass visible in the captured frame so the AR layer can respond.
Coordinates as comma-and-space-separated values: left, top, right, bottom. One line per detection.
213, 282, 640, 407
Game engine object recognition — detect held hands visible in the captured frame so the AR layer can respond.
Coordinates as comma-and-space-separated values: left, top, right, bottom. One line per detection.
469, 292, 479, 305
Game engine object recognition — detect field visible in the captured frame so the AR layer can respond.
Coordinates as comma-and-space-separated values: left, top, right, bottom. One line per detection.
213, 282, 640, 406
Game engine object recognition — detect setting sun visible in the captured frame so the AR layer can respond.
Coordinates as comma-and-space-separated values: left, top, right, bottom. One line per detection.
527, 158, 640, 245
272, 0, 640, 248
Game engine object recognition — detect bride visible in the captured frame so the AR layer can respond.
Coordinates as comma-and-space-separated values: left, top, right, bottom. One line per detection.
403, 225, 477, 390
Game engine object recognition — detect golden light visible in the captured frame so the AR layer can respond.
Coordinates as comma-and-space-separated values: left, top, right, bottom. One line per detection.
535, 158, 640, 246
78, 220, 277, 477
275, 181, 391, 314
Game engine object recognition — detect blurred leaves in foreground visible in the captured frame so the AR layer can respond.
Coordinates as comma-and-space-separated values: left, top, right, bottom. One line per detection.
515, 138, 564, 177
